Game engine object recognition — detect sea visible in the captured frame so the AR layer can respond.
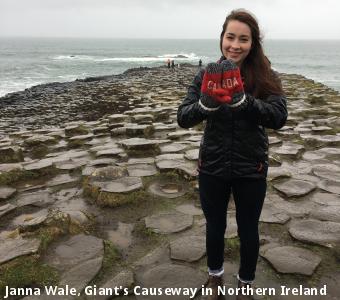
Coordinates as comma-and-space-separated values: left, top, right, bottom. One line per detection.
0, 38, 340, 98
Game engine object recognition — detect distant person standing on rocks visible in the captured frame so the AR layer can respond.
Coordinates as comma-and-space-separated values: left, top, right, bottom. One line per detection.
199, 59, 202, 67
177, 9, 287, 300
167, 59, 171, 68
171, 60, 175, 69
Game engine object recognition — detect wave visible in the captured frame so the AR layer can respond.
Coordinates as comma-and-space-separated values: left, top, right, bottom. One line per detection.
53, 53, 202, 63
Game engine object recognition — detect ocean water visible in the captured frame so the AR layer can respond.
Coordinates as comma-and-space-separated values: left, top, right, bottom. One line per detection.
0, 38, 340, 97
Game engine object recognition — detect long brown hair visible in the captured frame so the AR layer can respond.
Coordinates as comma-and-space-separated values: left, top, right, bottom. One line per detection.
220, 9, 284, 99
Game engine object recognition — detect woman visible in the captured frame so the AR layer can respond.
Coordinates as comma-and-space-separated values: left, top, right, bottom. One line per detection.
177, 9, 287, 300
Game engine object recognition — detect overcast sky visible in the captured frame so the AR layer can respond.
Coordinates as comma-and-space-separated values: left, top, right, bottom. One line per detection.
1, 0, 339, 39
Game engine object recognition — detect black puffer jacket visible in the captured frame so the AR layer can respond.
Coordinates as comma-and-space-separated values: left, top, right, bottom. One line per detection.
177, 68, 288, 179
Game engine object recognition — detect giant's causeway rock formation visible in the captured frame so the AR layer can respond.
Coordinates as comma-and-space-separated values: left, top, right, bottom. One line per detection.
1, 65, 340, 299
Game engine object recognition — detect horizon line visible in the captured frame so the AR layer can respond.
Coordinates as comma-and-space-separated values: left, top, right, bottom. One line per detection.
1, 36, 340, 41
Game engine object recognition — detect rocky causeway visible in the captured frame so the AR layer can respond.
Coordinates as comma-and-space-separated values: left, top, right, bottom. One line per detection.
0, 64, 340, 299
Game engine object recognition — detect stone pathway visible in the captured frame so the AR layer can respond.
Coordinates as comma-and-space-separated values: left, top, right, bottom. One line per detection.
0, 66, 340, 299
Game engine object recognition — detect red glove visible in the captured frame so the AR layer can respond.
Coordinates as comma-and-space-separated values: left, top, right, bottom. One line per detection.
220, 60, 246, 108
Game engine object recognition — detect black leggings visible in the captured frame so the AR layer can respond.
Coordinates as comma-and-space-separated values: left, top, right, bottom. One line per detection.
199, 172, 266, 281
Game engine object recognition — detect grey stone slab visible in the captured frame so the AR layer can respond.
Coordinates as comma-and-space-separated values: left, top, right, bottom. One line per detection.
59, 257, 103, 292
0, 186, 17, 200
46, 234, 104, 271
310, 192, 340, 206
12, 209, 49, 229
289, 219, 340, 247
0, 237, 41, 265
135, 263, 206, 300
273, 179, 316, 197
170, 236, 206, 262
148, 180, 187, 199
127, 163, 158, 177
261, 246, 321, 275
145, 211, 193, 234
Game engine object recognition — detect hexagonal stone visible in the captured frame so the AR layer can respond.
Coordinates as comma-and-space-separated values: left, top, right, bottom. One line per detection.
0, 237, 41, 265
100, 177, 143, 193
131, 114, 154, 124
127, 164, 158, 177
145, 211, 193, 234
184, 148, 199, 161
170, 236, 206, 262
318, 180, 340, 195
155, 156, 197, 180
12, 209, 49, 229
119, 137, 169, 152
312, 164, 340, 182
148, 180, 187, 199
89, 166, 128, 180
267, 167, 291, 181
266, 194, 314, 218
69, 133, 94, 143
310, 206, 340, 222
268, 136, 282, 146
261, 246, 321, 275
301, 134, 340, 146
108, 114, 130, 124
135, 263, 206, 300
65, 125, 89, 137
59, 257, 103, 294
46, 174, 80, 188
271, 143, 304, 158
24, 135, 57, 147
16, 190, 55, 208
0, 186, 17, 201
46, 234, 104, 271
260, 202, 290, 224
289, 219, 340, 247
88, 158, 116, 167
117, 157, 155, 166
55, 159, 87, 171
124, 124, 154, 138
302, 151, 326, 161
280, 161, 313, 175
23, 158, 54, 172
94, 177, 143, 207
310, 192, 340, 206
85, 166, 143, 207
273, 179, 316, 197
318, 147, 340, 156
95, 148, 124, 158
160, 143, 187, 153
133, 245, 170, 269
167, 130, 194, 140
110, 127, 127, 136
154, 123, 178, 132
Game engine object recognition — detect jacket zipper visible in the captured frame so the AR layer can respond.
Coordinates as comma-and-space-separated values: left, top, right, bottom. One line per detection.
230, 112, 234, 178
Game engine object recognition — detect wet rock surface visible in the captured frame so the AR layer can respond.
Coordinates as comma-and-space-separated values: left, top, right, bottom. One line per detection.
261, 246, 322, 275
1, 65, 340, 299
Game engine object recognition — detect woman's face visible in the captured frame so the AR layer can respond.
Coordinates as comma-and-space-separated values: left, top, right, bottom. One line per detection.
221, 20, 252, 67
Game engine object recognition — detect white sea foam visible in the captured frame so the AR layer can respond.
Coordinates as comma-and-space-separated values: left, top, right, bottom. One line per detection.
53, 53, 201, 63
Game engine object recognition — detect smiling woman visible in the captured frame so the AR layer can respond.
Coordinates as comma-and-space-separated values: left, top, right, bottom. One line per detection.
177, 8, 288, 300
221, 20, 252, 67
